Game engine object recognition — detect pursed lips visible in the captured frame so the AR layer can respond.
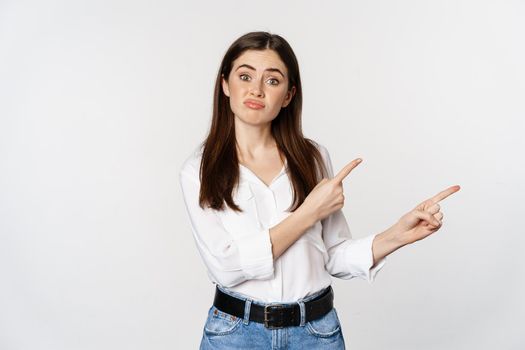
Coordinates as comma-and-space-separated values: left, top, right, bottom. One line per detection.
244, 99, 265, 108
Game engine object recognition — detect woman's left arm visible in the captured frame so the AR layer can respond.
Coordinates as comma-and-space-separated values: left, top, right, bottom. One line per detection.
316, 143, 387, 282
371, 185, 461, 266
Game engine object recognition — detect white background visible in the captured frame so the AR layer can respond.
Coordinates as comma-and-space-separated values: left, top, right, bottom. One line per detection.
1, 0, 524, 349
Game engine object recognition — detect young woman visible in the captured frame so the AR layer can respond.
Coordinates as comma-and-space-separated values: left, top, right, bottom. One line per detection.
179, 31, 460, 349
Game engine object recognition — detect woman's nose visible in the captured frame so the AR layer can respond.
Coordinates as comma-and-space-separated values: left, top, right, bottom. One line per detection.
249, 80, 264, 97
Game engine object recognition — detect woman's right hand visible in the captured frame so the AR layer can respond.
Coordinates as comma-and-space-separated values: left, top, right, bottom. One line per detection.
299, 158, 363, 222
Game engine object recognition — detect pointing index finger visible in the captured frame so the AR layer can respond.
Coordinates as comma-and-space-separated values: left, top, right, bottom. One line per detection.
333, 158, 362, 183
431, 185, 461, 203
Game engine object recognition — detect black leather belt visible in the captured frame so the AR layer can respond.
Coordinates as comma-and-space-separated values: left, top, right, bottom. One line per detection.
213, 286, 334, 329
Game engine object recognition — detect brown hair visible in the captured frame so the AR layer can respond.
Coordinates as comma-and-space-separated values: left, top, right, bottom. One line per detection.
199, 31, 328, 212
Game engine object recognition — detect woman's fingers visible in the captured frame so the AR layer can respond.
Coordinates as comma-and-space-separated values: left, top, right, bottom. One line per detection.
333, 158, 362, 184
415, 185, 460, 210
428, 203, 441, 214
430, 185, 461, 204
413, 209, 441, 227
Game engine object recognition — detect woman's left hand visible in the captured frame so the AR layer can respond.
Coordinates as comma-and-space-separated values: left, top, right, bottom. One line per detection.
394, 185, 461, 245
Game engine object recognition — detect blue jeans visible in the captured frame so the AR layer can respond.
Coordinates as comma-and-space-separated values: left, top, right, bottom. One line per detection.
199, 286, 346, 349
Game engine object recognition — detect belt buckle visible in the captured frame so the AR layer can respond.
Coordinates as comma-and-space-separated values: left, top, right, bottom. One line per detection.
264, 304, 285, 329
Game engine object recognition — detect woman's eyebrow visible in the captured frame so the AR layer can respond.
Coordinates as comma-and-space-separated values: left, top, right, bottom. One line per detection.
235, 64, 285, 78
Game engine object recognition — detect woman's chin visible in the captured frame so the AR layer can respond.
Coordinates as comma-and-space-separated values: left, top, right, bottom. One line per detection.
234, 115, 275, 127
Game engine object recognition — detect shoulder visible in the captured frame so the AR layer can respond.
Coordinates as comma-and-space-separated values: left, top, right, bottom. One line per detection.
179, 144, 204, 181
308, 139, 331, 162
307, 139, 333, 178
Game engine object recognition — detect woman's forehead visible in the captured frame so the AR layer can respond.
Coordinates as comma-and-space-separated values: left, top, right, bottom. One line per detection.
232, 49, 287, 74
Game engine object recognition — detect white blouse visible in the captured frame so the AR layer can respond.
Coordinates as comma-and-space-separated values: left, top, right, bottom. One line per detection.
179, 142, 386, 303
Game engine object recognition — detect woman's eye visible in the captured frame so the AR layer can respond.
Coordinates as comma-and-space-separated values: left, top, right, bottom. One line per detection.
238, 74, 278, 85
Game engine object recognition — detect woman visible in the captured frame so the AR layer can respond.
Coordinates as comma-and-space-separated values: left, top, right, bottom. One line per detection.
179, 31, 460, 349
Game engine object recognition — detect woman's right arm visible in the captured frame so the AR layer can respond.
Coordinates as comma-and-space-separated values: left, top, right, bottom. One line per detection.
268, 206, 317, 259
179, 155, 359, 285
269, 158, 363, 259
180, 158, 326, 285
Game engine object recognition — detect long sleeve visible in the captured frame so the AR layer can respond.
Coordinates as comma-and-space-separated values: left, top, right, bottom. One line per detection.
179, 155, 274, 288
317, 144, 386, 283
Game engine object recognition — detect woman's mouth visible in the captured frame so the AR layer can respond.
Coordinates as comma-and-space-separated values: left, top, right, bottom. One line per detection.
244, 100, 265, 110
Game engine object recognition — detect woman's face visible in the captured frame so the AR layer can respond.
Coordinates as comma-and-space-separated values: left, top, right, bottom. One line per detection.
222, 49, 296, 127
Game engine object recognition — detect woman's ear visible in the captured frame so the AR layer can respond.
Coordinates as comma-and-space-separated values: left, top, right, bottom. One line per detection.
221, 74, 230, 97
282, 86, 296, 107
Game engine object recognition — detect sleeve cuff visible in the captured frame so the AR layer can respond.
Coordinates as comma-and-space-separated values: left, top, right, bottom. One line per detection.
235, 228, 274, 280
344, 234, 387, 283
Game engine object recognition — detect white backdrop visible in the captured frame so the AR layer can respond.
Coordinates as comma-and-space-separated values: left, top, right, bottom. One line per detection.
1, 0, 524, 349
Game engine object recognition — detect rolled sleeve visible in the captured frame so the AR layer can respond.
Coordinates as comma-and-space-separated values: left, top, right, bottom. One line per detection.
236, 228, 274, 279
342, 233, 386, 283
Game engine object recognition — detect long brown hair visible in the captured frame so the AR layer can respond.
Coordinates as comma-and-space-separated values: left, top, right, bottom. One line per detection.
199, 31, 328, 212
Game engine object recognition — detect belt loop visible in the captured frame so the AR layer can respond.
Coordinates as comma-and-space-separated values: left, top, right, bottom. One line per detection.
243, 299, 252, 325
298, 301, 306, 327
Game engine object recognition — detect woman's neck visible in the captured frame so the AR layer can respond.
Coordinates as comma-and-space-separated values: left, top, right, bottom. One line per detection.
234, 121, 276, 161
